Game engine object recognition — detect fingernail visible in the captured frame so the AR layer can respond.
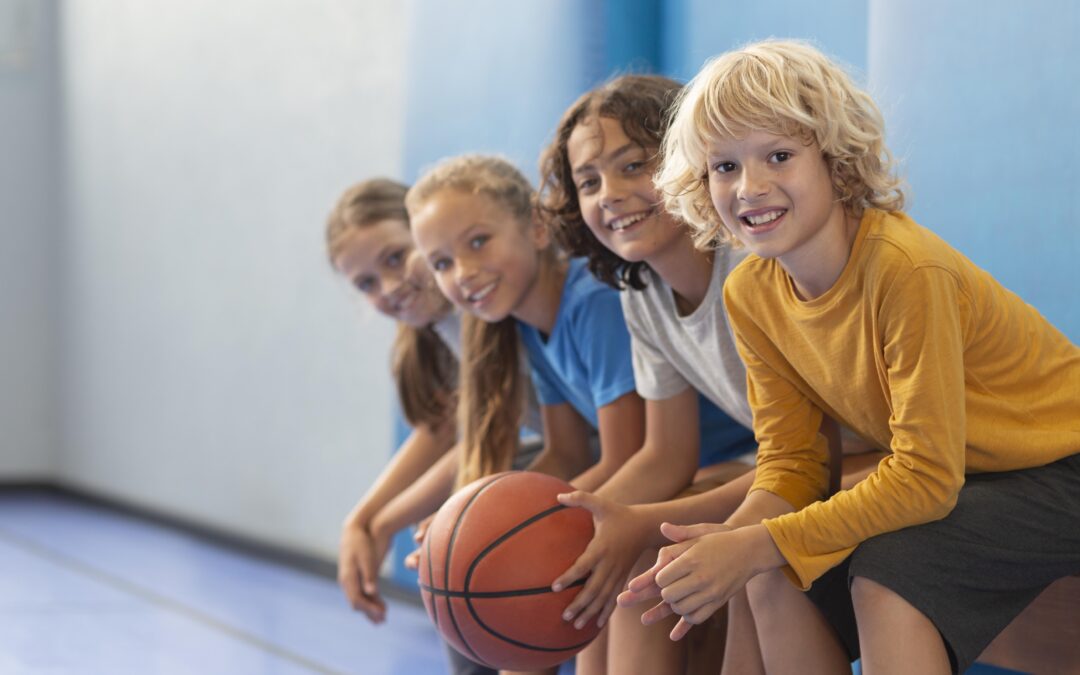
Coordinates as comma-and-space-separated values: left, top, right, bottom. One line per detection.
574, 619, 585, 630
552, 583, 563, 592
562, 611, 574, 621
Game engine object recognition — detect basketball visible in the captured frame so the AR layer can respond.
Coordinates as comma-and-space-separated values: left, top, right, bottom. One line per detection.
418, 471, 600, 670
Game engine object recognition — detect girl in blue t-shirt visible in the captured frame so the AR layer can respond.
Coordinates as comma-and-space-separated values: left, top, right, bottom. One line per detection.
407, 154, 646, 675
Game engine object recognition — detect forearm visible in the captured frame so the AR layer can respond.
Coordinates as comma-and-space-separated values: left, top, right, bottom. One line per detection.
570, 457, 625, 492
595, 444, 697, 505
370, 446, 458, 539
725, 488, 796, 529
527, 444, 590, 482
621, 469, 755, 547
345, 422, 455, 527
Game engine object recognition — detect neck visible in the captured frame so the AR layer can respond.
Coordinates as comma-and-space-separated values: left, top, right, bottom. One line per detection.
783, 208, 861, 300
512, 254, 567, 335
647, 233, 713, 315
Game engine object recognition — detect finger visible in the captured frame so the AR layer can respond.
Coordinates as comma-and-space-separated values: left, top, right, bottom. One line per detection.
355, 555, 380, 598
338, 565, 365, 606
596, 596, 618, 629
669, 599, 724, 641
640, 600, 675, 626
570, 574, 618, 629
558, 557, 606, 621
670, 617, 694, 642
358, 594, 388, 624
404, 548, 422, 570
552, 550, 596, 592
617, 583, 659, 608
662, 521, 729, 541
654, 554, 693, 590
625, 564, 661, 594
556, 490, 599, 512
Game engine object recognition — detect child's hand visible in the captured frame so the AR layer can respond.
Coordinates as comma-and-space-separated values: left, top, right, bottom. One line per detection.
550, 491, 650, 630
617, 522, 730, 611
337, 521, 391, 624
631, 522, 764, 641
403, 514, 435, 570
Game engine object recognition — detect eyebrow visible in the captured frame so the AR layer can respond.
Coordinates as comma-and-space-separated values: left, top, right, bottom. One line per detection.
455, 223, 488, 244
571, 141, 640, 176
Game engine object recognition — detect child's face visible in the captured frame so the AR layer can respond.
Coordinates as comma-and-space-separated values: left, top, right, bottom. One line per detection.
410, 189, 545, 324
567, 116, 683, 263
332, 218, 449, 327
706, 129, 845, 267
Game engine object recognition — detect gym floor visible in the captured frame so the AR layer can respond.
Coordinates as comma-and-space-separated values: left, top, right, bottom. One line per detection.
0, 489, 444, 674
0, 489, 1023, 675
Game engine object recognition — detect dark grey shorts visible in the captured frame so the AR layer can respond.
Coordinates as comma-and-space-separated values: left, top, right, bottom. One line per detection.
807, 451, 1080, 674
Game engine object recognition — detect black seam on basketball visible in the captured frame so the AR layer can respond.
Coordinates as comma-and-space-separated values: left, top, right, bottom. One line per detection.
425, 517, 439, 632
441, 473, 513, 668
463, 503, 596, 653
419, 577, 586, 598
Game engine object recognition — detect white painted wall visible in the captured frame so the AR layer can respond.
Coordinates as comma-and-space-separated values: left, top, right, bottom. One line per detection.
57, 0, 409, 559
0, 0, 60, 479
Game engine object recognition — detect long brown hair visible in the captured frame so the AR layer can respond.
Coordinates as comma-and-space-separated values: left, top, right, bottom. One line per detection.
538, 74, 684, 290
326, 178, 457, 429
407, 155, 559, 486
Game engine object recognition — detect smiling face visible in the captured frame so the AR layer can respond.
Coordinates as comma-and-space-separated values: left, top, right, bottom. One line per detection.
409, 189, 547, 323
332, 218, 450, 327
566, 116, 685, 265
705, 129, 854, 287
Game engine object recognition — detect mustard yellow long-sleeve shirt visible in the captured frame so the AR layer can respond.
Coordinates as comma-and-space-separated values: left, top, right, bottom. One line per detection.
723, 209, 1080, 588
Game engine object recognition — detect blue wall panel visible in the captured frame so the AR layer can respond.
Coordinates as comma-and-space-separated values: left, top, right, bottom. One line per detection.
661, 0, 869, 81
869, 0, 1080, 341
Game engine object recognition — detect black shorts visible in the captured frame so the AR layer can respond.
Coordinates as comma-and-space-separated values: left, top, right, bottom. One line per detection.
806, 452, 1080, 673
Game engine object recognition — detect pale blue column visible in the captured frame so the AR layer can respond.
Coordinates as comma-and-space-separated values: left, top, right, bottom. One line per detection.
869, 0, 1080, 340
661, 0, 869, 80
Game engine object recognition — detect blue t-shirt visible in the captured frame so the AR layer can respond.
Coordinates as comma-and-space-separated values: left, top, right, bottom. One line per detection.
696, 395, 756, 467
518, 258, 637, 429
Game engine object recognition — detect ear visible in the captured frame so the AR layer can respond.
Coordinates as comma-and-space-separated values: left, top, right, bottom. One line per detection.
529, 205, 551, 250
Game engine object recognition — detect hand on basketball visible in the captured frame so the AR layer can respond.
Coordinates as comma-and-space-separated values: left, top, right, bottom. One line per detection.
551, 490, 650, 630
338, 520, 390, 624
625, 522, 763, 641
403, 514, 435, 570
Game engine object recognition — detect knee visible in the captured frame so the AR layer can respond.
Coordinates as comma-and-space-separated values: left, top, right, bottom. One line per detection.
850, 575, 910, 620
744, 568, 791, 617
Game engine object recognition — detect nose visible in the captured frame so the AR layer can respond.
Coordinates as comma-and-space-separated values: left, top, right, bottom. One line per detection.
599, 175, 626, 210
737, 164, 769, 202
453, 258, 478, 288
380, 269, 407, 301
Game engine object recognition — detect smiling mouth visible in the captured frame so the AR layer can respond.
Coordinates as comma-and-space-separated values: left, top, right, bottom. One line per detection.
466, 282, 497, 305
390, 289, 417, 313
740, 209, 787, 230
607, 208, 655, 232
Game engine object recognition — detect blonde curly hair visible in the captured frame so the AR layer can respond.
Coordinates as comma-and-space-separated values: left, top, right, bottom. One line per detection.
657, 39, 905, 250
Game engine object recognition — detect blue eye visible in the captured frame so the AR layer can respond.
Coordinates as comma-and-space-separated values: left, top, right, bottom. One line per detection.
385, 249, 405, 267
770, 151, 792, 163
469, 235, 489, 250
355, 277, 376, 293
712, 161, 737, 174
625, 161, 644, 172
431, 258, 450, 272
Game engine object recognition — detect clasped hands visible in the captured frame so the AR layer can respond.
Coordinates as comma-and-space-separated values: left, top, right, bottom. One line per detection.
552, 491, 771, 641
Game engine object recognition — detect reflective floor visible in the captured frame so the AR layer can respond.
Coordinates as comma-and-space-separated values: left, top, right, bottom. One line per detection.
0, 490, 445, 674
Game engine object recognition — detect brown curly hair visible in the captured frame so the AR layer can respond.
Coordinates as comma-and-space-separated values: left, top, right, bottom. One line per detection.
538, 74, 683, 291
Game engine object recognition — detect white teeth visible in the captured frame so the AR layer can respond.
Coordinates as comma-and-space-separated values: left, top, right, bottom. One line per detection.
744, 210, 784, 226
467, 283, 496, 303
609, 211, 651, 231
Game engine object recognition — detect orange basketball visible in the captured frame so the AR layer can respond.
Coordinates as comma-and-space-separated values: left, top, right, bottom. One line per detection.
418, 471, 599, 671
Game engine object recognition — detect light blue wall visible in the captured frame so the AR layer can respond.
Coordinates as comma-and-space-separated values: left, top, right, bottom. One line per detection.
661, 0, 868, 80
403, 0, 663, 183
869, 0, 1080, 341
